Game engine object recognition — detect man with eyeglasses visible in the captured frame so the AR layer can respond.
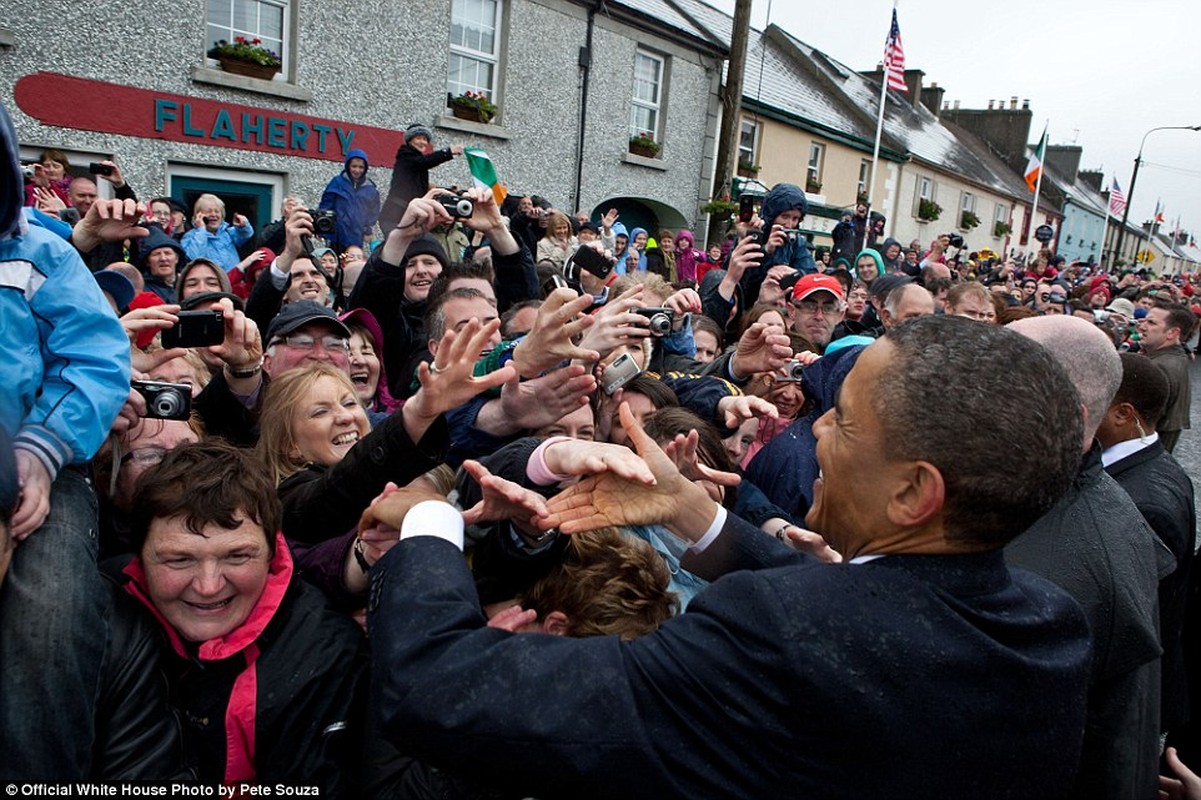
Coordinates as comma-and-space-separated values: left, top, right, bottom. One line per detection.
787, 274, 845, 354
262, 300, 352, 377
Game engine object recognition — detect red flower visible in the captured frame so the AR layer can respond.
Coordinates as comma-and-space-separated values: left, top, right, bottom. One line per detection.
252, 37, 261, 44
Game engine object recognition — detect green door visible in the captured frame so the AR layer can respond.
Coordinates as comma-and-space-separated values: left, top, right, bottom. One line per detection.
169, 176, 274, 235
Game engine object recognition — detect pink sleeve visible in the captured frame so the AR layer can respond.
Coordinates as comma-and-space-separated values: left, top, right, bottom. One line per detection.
527, 436, 574, 486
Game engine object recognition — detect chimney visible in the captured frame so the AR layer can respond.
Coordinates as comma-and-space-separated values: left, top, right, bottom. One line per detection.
903, 69, 925, 107
920, 81, 946, 117
1045, 145, 1084, 181
942, 100, 949, 110
1022, 98, 1030, 110
1009, 96, 1018, 110
953, 99, 961, 110
988, 100, 994, 110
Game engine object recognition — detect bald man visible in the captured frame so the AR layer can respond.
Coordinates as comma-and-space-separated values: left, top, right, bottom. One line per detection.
1005, 315, 1170, 800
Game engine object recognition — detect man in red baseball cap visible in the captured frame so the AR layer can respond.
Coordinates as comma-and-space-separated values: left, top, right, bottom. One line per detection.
788, 274, 845, 353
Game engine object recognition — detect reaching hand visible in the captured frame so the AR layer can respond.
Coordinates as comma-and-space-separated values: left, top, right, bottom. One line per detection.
282, 207, 313, 260
601, 208, 619, 229
71, 198, 150, 253
542, 438, 656, 486
33, 186, 66, 214
208, 298, 263, 374
232, 213, 249, 228
460, 460, 550, 527
716, 394, 779, 430
1161, 747, 1201, 800
120, 305, 187, 372
542, 402, 712, 537
406, 318, 516, 435
781, 525, 842, 563
730, 321, 793, 379
510, 289, 599, 378
499, 364, 595, 430
664, 287, 702, 319
576, 285, 649, 360
726, 234, 763, 281
357, 487, 451, 535
487, 605, 537, 633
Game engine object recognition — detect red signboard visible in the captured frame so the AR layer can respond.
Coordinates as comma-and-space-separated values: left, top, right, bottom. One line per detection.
14, 72, 405, 165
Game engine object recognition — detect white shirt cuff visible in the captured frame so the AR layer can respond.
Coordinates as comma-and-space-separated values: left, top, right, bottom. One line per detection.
399, 500, 465, 551
688, 505, 727, 554
269, 258, 289, 290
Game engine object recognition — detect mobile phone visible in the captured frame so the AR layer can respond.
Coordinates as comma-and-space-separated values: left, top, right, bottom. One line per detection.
161, 309, 225, 349
739, 194, 758, 223
602, 353, 641, 395
132, 380, 192, 421
88, 162, 114, 176
570, 244, 614, 280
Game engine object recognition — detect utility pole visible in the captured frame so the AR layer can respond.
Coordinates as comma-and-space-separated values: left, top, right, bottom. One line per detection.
706, 0, 753, 248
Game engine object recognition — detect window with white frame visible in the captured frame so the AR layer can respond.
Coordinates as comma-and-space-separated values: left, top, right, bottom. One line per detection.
914, 175, 934, 216
960, 191, 975, 214
738, 118, 758, 166
807, 143, 824, 187
994, 203, 1009, 237
207, 0, 288, 76
630, 50, 664, 141
857, 160, 870, 198
448, 0, 503, 103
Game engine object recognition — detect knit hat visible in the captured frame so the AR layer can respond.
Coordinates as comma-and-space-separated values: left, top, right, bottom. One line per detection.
136, 226, 187, 273
127, 291, 167, 349
405, 124, 434, 144
402, 234, 450, 270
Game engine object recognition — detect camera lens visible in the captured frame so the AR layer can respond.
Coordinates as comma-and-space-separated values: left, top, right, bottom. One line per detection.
454, 198, 474, 217
788, 360, 804, 380
649, 312, 671, 335
152, 389, 184, 418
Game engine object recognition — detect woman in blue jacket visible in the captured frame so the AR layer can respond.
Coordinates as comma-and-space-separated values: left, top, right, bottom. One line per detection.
319, 148, 381, 251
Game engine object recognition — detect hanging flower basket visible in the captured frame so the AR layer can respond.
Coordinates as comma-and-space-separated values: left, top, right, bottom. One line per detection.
918, 199, 942, 222
994, 221, 1012, 238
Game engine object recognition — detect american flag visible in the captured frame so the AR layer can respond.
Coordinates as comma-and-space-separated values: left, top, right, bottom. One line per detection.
884, 9, 907, 92
1109, 178, 1126, 216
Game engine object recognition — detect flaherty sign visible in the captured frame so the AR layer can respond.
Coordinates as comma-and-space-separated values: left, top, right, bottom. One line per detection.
14, 72, 405, 164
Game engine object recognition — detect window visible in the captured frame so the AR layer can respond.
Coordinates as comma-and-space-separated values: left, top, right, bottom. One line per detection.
960, 192, 975, 215
914, 175, 934, 216
630, 50, 664, 141
807, 143, 824, 188
738, 118, 758, 166
207, 0, 288, 75
994, 203, 1008, 225
448, 0, 503, 102
857, 160, 871, 198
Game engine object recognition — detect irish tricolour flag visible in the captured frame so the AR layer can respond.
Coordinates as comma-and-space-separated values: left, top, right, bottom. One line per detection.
465, 147, 507, 205
1024, 125, 1047, 193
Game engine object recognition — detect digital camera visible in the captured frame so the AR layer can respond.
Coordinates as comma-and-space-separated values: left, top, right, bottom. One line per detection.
635, 307, 675, 336
437, 194, 474, 219
310, 209, 338, 235
132, 380, 192, 421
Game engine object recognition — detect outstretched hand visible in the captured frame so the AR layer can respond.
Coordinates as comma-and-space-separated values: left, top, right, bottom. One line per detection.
541, 402, 715, 540
460, 460, 550, 527
509, 289, 598, 378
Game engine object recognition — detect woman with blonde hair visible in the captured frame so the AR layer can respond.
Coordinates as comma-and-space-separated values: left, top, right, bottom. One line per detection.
535, 211, 577, 268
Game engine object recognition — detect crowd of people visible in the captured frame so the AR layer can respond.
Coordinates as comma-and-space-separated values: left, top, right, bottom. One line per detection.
5, 100, 1201, 798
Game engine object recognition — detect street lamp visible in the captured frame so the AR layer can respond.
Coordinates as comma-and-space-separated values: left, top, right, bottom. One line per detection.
1113, 124, 1201, 265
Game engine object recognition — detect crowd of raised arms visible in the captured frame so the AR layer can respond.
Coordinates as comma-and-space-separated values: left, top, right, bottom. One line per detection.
4, 104, 1201, 799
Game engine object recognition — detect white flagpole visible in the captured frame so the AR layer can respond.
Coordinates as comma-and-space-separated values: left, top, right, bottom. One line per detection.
1027, 122, 1048, 259
1100, 177, 1112, 271
866, 1, 895, 214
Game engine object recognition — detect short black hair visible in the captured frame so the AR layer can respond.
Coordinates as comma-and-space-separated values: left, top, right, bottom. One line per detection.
1153, 301, 1196, 341
878, 317, 1082, 547
1114, 353, 1170, 428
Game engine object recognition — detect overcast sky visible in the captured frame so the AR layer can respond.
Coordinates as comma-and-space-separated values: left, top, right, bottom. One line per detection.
704, 0, 1201, 238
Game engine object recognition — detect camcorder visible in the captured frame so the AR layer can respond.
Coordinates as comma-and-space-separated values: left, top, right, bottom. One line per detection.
132, 380, 192, 421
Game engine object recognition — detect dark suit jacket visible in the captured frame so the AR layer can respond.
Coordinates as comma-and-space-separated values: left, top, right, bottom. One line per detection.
1107, 440, 1197, 732
370, 515, 1090, 800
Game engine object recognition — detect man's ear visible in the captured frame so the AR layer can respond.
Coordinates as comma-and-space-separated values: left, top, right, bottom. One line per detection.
887, 461, 944, 529
542, 611, 570, 637
1110, 401, 1136, 427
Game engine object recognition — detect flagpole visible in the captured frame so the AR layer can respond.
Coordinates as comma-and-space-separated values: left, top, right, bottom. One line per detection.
1027, 121, 1048, 259
1100, 176, 1112, 270
866, 2, 893, 214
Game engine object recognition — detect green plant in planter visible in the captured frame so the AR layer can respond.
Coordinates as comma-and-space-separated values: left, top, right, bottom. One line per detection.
701, 198, 739, 216
738, 159, 760, 175
449, 91, 497, 123
960, 210, 981, 230
918, 198, 942, 222
629, 132, 661, 156
209, 36, 281, 68
993, 221, 1012, 238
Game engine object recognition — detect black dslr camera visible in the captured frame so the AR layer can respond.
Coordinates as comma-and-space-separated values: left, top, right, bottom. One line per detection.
437, 194, 474, 219
947, 232, 965, 249
310, 209, 337, 236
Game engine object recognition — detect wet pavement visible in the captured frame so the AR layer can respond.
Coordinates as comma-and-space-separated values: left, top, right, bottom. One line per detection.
1167, 358, 1201, 530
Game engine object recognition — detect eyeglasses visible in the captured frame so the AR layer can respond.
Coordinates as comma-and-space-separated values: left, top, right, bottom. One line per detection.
121, 446, 168, 467
271, 333, 349, 351
792, 299, 842, 316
